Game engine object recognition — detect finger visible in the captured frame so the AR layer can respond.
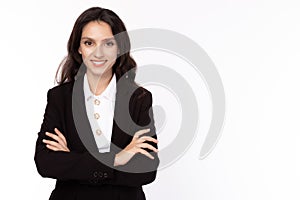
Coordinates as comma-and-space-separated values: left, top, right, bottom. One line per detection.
134, 128, 151, 138
45, 141, 69, 152
45, 132, 66, 147
137, 136, 158, 143
54, 128, 67, 144
136, 143, 158, 152
43, 139, 65, 149
45, 144, 62, 151
46, 144, 69, 152
138, 148, 155, 159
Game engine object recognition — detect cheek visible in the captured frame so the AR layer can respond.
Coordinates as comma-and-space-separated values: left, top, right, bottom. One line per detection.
104, 49, 118, 60
81, 48, 94, 60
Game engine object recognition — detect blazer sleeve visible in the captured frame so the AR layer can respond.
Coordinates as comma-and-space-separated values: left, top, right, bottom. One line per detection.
34, 89, 116, 183
108, 91, 160, 187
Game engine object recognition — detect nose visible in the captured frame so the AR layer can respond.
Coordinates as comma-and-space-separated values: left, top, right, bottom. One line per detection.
93, 44, 104, 59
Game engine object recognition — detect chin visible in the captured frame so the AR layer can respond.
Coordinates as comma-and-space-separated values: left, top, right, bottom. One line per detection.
88, 68, 113, 77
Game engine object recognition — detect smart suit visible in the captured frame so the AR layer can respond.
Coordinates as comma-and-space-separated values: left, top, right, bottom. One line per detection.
34, 74, 159, 200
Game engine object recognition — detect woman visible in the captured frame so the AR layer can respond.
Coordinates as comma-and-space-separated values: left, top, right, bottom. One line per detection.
34, 7, 159, 200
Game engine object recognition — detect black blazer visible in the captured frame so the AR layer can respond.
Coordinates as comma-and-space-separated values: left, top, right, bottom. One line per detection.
34, 74, 159, 200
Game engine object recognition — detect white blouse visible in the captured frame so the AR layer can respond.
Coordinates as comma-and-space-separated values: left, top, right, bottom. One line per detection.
83, 73, 116, 153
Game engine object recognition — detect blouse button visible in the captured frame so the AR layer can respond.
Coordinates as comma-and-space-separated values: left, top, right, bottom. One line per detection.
94, 113, 100, 119
96, 129, 102, 135
94, 99, 100, 105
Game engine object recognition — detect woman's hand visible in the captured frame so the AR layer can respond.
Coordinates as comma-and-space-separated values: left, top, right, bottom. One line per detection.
114, 128, 158, 166
43, 128, 70, 152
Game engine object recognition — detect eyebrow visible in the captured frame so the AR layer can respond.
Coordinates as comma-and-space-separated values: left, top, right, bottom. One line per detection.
80, 36, 115, 42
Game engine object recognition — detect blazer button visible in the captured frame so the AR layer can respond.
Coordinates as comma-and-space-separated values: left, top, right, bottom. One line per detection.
103, 172, 108, 179
93, 171, 98, 178
98, 172, 103, 178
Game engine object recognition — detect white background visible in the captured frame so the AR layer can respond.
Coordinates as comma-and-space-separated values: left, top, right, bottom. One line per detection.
0, 0, 299, 199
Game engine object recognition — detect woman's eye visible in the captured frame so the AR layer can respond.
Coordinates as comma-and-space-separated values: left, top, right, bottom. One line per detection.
105, 41, 115, 47
84, 41, 93, 46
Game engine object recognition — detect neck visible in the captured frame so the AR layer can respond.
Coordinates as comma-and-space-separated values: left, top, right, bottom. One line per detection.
86, 70, 113, 96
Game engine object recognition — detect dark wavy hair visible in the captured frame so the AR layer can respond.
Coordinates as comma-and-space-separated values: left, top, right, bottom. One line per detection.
55, 7, 137, 84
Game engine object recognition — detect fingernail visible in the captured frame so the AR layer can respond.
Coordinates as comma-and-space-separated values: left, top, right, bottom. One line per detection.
45, 132, 49, 135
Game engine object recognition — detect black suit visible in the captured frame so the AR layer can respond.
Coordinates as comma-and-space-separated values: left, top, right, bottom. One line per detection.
34, 74, 159, 200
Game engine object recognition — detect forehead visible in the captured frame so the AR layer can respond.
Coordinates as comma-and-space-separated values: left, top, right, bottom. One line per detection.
81, 21, 114, 40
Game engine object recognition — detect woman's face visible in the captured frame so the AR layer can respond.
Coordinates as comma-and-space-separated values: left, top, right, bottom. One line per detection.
78, 20, 118, 77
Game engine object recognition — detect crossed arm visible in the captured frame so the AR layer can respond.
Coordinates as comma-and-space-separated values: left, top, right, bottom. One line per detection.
34, 89, 159, 187
43, 127, 158, 166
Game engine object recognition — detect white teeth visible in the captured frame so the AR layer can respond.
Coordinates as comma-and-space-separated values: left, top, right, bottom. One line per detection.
92, 61, 106, 65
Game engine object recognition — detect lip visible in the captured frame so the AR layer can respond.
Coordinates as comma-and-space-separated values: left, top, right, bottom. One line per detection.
91, 60, 107, 67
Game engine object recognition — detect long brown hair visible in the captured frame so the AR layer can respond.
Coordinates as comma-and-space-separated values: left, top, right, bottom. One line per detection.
55, 7, 137, 84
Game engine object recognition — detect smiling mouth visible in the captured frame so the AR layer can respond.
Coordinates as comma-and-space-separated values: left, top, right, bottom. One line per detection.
91, 60, 107, 67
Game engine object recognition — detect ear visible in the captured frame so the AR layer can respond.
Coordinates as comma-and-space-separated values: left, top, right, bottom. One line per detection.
78, 47, 82, 54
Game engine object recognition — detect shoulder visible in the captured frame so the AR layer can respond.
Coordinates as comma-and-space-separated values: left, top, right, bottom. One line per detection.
47, 81, 74, 97
128, 83, 153, 108
130, 82, 152, 101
